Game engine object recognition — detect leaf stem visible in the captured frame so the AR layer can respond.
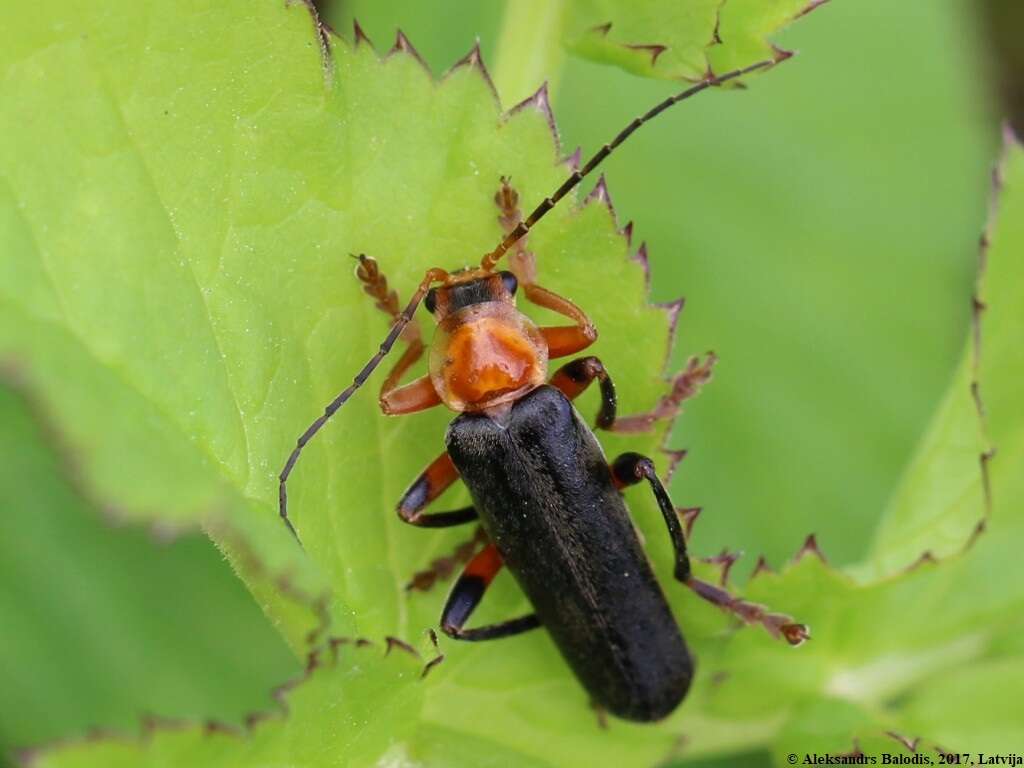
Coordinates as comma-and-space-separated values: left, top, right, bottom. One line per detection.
492, 0, 569, 107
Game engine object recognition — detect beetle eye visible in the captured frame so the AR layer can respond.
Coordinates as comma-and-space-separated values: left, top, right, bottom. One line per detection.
499, 271, 518, 297
424, 288, 438, 314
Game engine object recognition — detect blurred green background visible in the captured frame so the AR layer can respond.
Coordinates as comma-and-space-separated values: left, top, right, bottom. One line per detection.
0, 0, 1000, 765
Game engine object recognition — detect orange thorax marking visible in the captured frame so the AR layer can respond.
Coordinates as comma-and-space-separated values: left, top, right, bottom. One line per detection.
429, 303, 549, 412
445, 318, 538, 404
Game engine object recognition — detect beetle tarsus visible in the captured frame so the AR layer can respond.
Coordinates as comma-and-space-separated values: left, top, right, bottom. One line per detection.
406, 526, 488, 591
421, 629, 446, 678
685, 576, 810, 646
610, 352, 716, 434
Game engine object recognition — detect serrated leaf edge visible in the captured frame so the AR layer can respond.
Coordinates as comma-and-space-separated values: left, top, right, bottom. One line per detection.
15, 637, 418, 767
0, 360, 336, 646
569, 0, 831, 83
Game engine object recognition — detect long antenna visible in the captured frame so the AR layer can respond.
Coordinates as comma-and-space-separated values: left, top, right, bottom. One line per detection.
480, 57, 779, 271
280, 56, 782, 541
279, 267, 448, 543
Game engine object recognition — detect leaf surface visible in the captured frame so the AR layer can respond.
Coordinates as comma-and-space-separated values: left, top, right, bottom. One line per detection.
23, 643, 424, 768
6, 1, 1022, 766
564, 0, 822, 81
698, 130, 1024, 765
0, 385, 298, 754
0, 0, 802, 763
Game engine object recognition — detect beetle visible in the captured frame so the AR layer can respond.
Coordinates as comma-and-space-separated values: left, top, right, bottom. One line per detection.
279, 54, 807, 722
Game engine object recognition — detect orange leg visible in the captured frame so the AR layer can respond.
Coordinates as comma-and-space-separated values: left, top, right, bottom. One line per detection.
549, 356, 616, 429
355, 254, 441, 415
398, 452, 484, 595
440, 542, 541, 641
530, 284, 598, 358
493, 179, 597, 358
380, 375, 441, 415
397, 451, 476, 527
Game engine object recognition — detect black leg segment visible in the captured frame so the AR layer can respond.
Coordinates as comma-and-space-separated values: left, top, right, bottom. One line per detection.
611, 452, 691, 581
440, 542, 541, 642
548, 356, 617, 429
397, 451, 479, 528
611, 453, 810, 646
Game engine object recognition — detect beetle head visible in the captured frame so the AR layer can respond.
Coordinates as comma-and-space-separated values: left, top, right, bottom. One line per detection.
424, 270, 547, 413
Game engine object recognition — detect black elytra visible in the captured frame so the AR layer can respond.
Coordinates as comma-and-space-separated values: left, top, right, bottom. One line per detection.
446, 385, 693, 721
276, 52, 808, 725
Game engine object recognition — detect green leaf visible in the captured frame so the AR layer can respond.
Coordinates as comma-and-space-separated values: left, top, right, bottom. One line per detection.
22, 643, 424, 768
0, 384, 298, 753
564, 0, 723, 81
857, 348, 989, 579
860, 127, 1024, 578
707, 0, 823, 74
898, 656, 1024, 752
564, 0, 823, 81
3, 0, 674, 647
859, 253, 988, 577
5, 0, 1020, 764
558, 0, 992, 572
0, 1, 805, 764
769, 698, 946, 766
696, 129, 1024, 765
